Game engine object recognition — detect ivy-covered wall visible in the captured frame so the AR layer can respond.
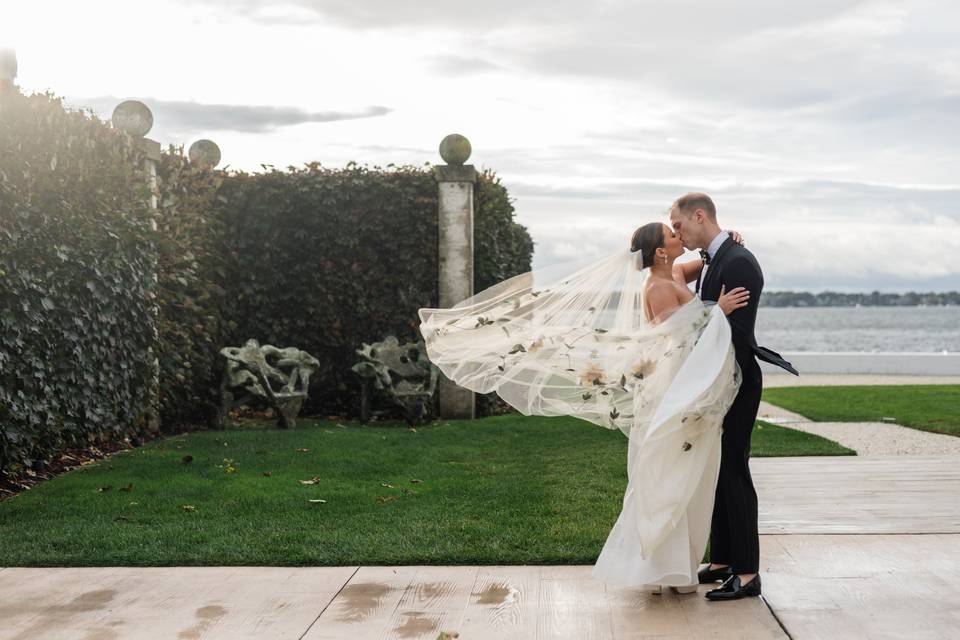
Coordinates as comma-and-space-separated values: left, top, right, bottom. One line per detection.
0, 91, 156, 475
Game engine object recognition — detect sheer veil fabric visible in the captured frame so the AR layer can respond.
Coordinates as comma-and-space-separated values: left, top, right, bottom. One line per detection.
418, 247, 740, 587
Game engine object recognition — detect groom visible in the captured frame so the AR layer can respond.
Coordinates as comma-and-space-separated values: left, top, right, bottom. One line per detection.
669, 193, 798, 601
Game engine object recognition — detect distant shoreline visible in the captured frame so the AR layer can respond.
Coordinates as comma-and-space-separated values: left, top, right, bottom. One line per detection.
761, 303, 960, 308
761, 291, 960, 307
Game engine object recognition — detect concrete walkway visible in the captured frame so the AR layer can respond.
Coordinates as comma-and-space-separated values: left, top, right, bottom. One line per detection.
3, 454, 960, 639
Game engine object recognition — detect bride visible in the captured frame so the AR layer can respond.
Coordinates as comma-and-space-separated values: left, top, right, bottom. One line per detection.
417, 221, 748, 593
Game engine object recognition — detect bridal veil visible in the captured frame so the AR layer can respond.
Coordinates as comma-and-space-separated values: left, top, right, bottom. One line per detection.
418, 247, 740, 569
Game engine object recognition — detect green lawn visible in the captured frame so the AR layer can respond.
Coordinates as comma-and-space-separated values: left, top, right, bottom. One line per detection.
751, 420, 854, 457
763, 385, 960, 437
0, 414, 850, 567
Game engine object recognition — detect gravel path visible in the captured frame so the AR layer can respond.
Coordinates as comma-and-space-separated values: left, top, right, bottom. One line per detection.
764, 373, 960, 388
758, 400, 960, 456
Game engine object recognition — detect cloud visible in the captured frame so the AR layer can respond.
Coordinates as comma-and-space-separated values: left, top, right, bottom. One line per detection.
61, 95, 392, 134
422, 55, 504, 76
178, 0, 589, 30
23, 0, 956, 291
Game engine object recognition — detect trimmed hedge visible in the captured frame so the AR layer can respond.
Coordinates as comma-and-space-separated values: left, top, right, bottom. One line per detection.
0, 90, 533, 477
0, 91, 156, 474
154, 146, 234, 428
216, 162, 532, 417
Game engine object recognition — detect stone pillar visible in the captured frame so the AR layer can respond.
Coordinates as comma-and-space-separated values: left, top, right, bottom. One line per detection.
112, 100, 162, 432
433, 134, 477, 419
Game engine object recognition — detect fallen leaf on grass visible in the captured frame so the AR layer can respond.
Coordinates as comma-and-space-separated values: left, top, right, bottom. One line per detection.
376, 495, 396, 503
299, 477, 322, 485
409, 479, 422, 484
180, 504, 196, 511
381, 482, 394, 488
401, 488, 416, 495
297, 448, 310, 452
119, 483, 134, 492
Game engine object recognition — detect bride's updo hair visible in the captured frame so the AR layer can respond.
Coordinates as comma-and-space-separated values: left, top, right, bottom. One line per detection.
630, 222, 664, 269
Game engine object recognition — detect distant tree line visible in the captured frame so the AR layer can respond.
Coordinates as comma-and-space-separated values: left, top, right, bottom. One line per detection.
761, 291, 960, 307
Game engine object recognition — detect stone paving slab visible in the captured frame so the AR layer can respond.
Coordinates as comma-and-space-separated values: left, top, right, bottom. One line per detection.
0, 565, 788, 640
0, 566, 357, 640
753, 455, 960, 534
761, 534, 960, 640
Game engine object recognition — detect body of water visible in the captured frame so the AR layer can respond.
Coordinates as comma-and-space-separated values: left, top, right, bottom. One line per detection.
756, 306, 960, 353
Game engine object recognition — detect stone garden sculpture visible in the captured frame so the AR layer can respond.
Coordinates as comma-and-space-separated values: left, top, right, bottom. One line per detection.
218, 339, 320, 429
351, 335, 440, 425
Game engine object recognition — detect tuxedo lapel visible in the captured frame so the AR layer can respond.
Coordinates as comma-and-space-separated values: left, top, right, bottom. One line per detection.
702, 236, 735, 296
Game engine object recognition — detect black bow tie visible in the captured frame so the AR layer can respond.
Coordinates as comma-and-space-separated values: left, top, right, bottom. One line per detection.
699, 249, 711, 265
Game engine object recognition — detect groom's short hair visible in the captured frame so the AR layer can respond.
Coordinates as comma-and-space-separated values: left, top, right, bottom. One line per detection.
671, 193, 716, 220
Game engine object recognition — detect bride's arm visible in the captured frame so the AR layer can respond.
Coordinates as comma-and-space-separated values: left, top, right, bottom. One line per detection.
673, 259, 703, 285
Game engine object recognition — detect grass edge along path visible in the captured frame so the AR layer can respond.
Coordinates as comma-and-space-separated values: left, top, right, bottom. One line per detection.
0, 414, 851, 567
763, 384, 960, 437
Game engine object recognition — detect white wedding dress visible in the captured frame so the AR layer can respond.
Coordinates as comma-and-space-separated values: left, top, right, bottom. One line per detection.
591, 299, 739, 588
418, 248, 740, 589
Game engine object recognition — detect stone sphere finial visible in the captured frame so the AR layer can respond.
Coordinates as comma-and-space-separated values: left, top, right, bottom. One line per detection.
111, 100, 153, 137
0, 48, 16, 82
439, 134, 471, 165
188, 139, 221, 168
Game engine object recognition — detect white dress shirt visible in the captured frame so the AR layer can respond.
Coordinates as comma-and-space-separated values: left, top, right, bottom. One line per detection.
700, 230, 728, 285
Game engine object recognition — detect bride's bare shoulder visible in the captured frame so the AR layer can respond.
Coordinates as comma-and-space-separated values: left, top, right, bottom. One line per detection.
644, 278, 682, 316
644, 277, 676, 295
645, 277, 689, 297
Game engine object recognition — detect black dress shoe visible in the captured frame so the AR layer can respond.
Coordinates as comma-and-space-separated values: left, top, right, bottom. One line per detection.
705, 574, 761, 600
698, 564, 733, 584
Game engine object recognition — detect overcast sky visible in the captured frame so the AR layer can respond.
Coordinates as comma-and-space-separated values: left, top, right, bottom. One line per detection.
4, 0, 959, 291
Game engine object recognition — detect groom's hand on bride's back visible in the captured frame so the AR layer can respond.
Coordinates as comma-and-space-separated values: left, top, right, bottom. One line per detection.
718, 285, 750, 316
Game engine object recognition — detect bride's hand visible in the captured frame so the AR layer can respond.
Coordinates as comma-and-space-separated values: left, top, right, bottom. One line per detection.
718, 285, 750, 315
728, 230, 744, 245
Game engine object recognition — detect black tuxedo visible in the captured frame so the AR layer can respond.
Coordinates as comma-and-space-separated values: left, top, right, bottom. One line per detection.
696, 237, 797, 574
